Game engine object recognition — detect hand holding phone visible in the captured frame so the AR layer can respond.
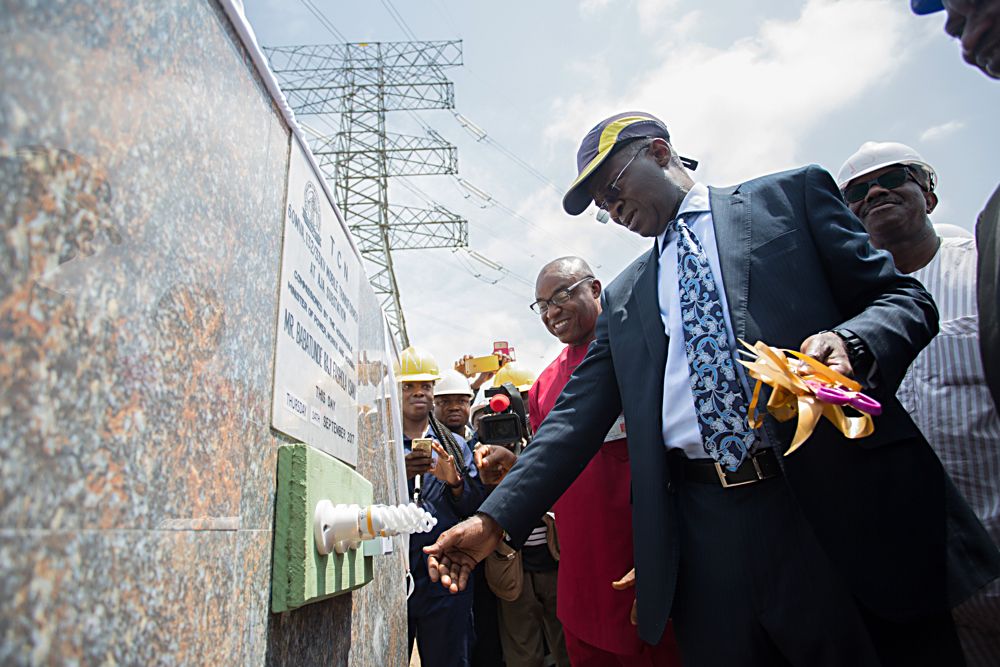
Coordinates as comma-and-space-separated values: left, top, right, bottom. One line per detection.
406, 439, 434, 479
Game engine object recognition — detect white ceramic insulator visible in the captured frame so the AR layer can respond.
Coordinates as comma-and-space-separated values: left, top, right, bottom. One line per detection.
367, 503, 437, 537
314, 501, 437, 556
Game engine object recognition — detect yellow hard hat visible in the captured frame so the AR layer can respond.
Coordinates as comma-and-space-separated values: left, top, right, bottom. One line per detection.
492, 362, 536, 392
396, 346, 441, 383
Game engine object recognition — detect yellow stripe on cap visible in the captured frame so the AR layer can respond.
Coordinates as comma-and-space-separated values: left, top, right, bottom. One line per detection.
567, 115, 654, 191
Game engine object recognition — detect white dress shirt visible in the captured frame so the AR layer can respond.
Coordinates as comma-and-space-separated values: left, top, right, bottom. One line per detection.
896, 237, 1000, 630
656, 182, 745, 459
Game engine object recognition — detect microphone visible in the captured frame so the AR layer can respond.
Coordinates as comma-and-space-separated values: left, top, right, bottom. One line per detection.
596, 209, 610, 224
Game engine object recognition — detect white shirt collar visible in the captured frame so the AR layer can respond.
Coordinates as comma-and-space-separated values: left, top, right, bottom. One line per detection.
657, 182, 709, 254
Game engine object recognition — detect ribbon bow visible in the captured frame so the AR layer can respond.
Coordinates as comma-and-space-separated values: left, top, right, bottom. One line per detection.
736, 340, 881, 455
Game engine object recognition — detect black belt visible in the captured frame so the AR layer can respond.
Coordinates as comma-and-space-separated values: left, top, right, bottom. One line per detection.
670, 448, 781, 488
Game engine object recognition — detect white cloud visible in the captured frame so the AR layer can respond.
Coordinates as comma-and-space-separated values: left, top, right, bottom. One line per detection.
636, 0, 682, 32
580, 0, 613, 17
920, 120, 965, 142
546, 0, 913, 185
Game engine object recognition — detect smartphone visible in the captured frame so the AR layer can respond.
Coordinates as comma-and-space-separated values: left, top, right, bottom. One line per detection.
493, 341, 516, 361
411, 438, 433, 453
465, 355, 500, 375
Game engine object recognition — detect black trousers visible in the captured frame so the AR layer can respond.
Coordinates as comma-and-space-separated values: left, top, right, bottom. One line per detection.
668, 468, 964, 667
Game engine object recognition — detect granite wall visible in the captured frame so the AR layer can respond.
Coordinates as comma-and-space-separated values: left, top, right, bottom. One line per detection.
0, 1, 408, 664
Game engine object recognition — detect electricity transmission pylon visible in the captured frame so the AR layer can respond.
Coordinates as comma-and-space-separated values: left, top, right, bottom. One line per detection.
264, 40, 468, 350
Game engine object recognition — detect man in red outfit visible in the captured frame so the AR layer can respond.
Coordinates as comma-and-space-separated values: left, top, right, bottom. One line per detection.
527, 256, 680, 666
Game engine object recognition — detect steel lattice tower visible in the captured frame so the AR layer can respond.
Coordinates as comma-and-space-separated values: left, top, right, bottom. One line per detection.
264, 41, 468, 349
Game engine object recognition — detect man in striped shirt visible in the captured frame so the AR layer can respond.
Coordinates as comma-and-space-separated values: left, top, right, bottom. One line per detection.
839, 141, 1000, 666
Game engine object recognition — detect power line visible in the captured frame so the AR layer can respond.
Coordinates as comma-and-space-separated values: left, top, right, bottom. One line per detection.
299, 0, 347, 42
450, 111, 562, 194
356, 3, 618, 263
429, 0, 462, 37
265, 39, 467, 350
448, 250, 532, 300
380, 0, 420, 42
460, 248, 534, 287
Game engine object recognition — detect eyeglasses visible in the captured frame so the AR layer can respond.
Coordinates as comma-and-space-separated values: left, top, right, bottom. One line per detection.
529, 276, 595, 314
595, 145, 648, 211
842, 166, 919, 204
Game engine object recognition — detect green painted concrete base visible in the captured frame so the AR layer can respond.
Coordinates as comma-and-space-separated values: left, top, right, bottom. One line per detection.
271, 443, 374, 613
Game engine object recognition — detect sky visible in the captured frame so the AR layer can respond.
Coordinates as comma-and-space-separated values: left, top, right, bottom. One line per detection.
242, 0, 1000, 380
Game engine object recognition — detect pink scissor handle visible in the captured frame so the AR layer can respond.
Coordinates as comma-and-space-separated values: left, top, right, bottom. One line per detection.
806, 381, 882, 416
847, 392, 882, 416
808, 382, 850, 405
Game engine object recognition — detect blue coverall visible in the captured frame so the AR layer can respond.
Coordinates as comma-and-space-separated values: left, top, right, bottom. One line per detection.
406, 432, 487, 667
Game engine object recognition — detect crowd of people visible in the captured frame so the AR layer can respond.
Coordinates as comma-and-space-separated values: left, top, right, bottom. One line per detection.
399, 3, 1000, 666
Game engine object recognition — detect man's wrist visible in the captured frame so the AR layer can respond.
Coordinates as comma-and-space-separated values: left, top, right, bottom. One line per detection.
825, 328, 874, 379
475, 512, 508, 544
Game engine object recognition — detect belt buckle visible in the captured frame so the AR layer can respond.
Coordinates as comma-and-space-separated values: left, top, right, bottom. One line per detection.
714, 455, 764, 488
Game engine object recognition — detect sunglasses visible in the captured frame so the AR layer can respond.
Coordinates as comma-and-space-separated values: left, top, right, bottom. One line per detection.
842, 166, 919, 204
595, 146, 648, 212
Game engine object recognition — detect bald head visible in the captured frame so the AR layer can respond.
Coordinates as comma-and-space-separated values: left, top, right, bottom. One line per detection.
533, 256, 602, 346
536, 256, 595, 288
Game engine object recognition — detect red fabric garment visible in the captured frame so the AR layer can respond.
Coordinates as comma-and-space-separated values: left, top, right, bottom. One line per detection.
529, 343, 644, 656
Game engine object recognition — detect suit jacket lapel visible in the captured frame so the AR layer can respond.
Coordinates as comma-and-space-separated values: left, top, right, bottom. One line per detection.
709, 185, 751, 343
634, 242, 668, 370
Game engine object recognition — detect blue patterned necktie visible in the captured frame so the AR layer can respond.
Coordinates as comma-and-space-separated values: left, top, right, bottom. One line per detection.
668, 215, 755, 471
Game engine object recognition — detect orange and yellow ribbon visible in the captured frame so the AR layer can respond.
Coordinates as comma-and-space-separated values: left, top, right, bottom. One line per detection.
736, 340, 874, 455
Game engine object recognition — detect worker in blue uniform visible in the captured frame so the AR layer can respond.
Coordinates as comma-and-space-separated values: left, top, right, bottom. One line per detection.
400, 346, 487, 667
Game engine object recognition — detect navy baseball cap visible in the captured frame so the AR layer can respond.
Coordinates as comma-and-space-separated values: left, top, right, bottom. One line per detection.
562, 111, 698, 216
911, 0, 944, 14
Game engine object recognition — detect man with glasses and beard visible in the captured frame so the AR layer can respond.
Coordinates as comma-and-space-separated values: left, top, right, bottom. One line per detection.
839, 141, 1000, 666
425, 111, 1000, 666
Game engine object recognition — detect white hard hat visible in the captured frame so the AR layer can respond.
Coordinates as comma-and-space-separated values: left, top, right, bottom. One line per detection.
470, 401, 489, 421
836, 141, 937, 191
434, 369, 474, 398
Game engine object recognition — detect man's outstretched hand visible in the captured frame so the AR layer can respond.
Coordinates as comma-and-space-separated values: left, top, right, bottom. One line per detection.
424, 513, 504, 593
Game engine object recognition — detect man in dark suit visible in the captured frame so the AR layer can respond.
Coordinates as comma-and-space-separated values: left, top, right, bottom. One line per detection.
910, 0, 999, 80
976, 185, 1000, 411
424, 111, 1000, 666
911, 0, 1000, 414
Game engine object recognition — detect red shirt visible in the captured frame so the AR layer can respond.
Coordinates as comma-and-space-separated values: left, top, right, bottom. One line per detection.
529, 343, 642, 655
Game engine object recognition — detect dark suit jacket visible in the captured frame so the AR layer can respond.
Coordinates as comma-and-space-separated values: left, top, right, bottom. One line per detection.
480, 165, 1000, 645
976, 183, 1000, 412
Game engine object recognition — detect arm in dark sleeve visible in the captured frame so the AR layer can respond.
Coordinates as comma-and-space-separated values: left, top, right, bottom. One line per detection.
477, 299, 622, 545
449, 474, 488, 518
802, 164, 939, 393
448, 438, 489, 517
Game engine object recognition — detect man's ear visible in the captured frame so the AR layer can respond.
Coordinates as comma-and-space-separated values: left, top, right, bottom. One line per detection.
590, 278, 602, 298
648, 138, 673, 167
925, 191, 939, 214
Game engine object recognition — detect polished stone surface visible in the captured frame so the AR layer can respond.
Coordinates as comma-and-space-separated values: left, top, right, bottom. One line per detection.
0, 1, 408, 664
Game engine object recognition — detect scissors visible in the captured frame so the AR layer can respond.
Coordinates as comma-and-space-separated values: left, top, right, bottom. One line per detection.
805, 380, 882, 416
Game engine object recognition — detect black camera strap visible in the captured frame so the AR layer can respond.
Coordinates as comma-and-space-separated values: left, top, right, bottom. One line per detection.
428, 414, 471, 479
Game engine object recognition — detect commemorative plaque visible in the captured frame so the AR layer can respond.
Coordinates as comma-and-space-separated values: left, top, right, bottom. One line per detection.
271, 136, 361, 465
